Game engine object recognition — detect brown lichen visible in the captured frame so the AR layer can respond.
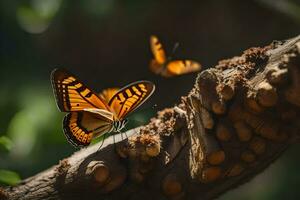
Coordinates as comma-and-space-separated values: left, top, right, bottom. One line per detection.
55, 159, 71, 177
243, 47, 269, 64
257, 81, 278, 107
145, 108, 184, 137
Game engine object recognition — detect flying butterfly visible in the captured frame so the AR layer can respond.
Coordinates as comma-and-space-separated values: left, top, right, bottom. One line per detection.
51, 68, 155, 148
149, 35, 201, 77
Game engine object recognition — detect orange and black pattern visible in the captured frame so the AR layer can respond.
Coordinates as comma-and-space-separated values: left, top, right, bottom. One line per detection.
149, 35, 201, 77
166, 60, 201, 76
63, 111, 113, 147
51, 68, 155, 148
51, 69, 110, 112
63, 112, 94, 147
150, 35, 167, 65
108, 81, 155, 119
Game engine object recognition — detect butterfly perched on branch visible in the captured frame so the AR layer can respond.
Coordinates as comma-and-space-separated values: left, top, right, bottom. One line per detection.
149, 35, 201, 77
51, 68, 155, 148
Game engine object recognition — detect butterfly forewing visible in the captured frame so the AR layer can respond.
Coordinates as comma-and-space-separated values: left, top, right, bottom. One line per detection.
51, 68, 110, 112
63, 111, 113, 147
150, 35, 167, 65
108, 81, 155, 119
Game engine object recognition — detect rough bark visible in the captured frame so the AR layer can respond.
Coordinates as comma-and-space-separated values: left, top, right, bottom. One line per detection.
1, 35, 300, 200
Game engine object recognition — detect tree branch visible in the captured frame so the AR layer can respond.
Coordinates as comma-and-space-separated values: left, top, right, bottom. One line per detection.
2, 35, 300, 200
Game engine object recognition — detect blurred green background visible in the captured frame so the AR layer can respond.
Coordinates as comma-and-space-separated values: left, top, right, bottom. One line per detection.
0, 0, 300, 199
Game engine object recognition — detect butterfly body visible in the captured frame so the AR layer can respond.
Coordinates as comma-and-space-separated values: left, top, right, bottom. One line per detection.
51, 68, 155, 148
112, 119, 128, 132
149, 35, 201, 77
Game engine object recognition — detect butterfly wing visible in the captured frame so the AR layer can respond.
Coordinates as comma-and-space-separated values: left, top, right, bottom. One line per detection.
149, 59, 167, 76
150, 35, 167, 65
51, 68, 111, 112
108, 81, 155, 119
99, 88, 120, 103
63, 111, 113, 147
165, 60, 201, 77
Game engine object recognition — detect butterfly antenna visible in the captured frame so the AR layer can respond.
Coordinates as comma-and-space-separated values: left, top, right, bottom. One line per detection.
172, 42, 180, 54
169, 42, 180, 60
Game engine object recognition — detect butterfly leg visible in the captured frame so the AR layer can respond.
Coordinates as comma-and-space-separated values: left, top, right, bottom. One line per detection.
112, 133, 116, 144
116, 130, 128, 142
97, 133, 107, 151
120, 130, 124, 141
121, 131, 129, 141
124, 131, 129, 140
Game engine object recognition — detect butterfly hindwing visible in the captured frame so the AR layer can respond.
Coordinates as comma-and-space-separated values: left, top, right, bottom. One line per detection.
51, 68, 110, 112
63, 111, 113, 147
99, 88, 120, 103
108, 81, 155, 119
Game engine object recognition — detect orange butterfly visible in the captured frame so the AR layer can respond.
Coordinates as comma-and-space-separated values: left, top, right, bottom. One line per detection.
149, 35, 201, 77
51, 69, 155, 147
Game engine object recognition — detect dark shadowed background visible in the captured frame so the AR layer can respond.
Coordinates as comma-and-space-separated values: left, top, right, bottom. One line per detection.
1, 0, 300, 199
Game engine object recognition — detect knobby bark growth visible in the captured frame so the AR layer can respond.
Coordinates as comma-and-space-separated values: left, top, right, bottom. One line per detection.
1, 35, 300, 200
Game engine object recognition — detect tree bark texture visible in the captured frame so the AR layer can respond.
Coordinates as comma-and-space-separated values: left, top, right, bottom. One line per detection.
1, 35, 300, 200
